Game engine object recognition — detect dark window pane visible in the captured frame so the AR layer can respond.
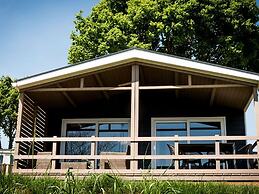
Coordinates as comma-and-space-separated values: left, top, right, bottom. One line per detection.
67, 123, 96, 131
190, 122, 221, 144
190, 122, 221, 136
190, 122, 221, 130
65, 123, 96, 155
98, 123, 129, 153
155, 122, 187, 169
99, 123, 128, 131
156, 122, 186, 131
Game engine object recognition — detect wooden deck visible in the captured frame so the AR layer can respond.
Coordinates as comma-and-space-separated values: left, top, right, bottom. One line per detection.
13, 135, 259, 181
13, 169, 259, 181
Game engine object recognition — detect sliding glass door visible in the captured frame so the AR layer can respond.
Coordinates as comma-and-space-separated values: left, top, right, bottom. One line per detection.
65, 123, 96, 155
152, 117, 225, 169
61, 119, 130, 156
98, 123, 129, 154
154, 122, 187, 169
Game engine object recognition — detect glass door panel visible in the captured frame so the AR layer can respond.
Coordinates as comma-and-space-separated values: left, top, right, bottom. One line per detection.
98, 123, 129, 154
155, 122, 187, 169
65, 123, 96, 155
190, 122, 221, 144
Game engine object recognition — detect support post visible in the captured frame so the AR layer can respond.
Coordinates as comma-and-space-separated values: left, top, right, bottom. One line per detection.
188, 75, 192, 86
174, 135, 179, 170
80, 78, 84, 88
257, 139, 259, 170
57, 84, 77, 108
13, 93, 24, 170
254, 88, 259, 136
130, 65, 139, 172
253, 88, 259, 169
94, 74, 109, 100
51, 136, 57, 170
91, 135, 96, 169
215, 135, 220, 171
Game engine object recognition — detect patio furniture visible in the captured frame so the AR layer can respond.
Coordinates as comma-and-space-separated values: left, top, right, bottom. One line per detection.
167, 143, 235, 169
99, 152, 127, 169
36, 152, 52, 169
61, 161, 91, 169
99, 145, 130, 169
238, 141, 257, 169
167, 144, 202, 169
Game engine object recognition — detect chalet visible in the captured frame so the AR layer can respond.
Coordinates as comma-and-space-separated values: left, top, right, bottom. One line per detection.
12, 48, 259, 180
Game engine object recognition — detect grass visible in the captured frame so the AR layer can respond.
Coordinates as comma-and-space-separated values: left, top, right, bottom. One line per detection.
0, 171, 259, 194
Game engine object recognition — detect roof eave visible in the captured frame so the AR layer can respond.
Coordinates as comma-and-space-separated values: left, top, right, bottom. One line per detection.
12, 49, 259, 90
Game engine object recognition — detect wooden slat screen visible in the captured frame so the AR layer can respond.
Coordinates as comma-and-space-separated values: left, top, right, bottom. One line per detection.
18, 94, 46, 168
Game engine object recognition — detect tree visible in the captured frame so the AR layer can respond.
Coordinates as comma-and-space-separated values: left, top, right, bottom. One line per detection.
68, 0, 259, 72
0, 76, 19, 149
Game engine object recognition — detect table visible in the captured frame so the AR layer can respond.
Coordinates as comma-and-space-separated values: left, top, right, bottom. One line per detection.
178, 143, 235, 154
176, 143, 235, 169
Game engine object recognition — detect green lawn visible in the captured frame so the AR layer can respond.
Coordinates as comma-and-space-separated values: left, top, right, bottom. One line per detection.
0, 172, 259, 194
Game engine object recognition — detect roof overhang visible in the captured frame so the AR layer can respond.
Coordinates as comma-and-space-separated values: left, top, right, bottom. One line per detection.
12, 48, 259, 90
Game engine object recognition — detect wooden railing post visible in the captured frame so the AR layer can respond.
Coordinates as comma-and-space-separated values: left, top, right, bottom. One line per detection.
215, 135, 220, 171
174, 135, 179, 170
91, 136, 96, 169
51, 136, 57, 170
253, 88, 259, 169
13, 93, 24, 170
130, 65, 139, 172
257, 138, 259, 170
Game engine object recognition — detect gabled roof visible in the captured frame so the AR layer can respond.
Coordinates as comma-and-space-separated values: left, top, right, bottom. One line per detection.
12, 48, 259, 90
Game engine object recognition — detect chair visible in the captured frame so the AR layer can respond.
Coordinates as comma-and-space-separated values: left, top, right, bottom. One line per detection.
61, 161, 91, 170
166, 144, 176, 168
238, 141, 257, 169
167, 144, 202, 169
99, 145, 130, 169
36, 152, 52, 169
99, 152, 127, 169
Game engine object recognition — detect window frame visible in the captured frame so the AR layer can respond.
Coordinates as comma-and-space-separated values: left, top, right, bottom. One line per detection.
61, 118, 130, 155
151, 117, 226, 168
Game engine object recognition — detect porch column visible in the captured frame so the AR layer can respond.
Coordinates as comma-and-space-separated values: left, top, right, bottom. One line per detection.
254, 88, 259, 137
131, 65, 139, 171
253, 88, 259, 170
13, 93, 24, 170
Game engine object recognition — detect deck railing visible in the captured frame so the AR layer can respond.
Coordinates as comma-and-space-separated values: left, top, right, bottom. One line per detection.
14, 135, 259, 175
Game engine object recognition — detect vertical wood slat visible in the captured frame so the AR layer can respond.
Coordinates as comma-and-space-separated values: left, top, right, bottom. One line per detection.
254, 88, 259, 169
131, 65, 139, 171
254, 88, 259, 137
17, 94, 47, 169
174, 135, 179, 170
51, 136, 57, 170
13, 93, 24, 170
91, 136, 96, 169
215, 135, 220, 171
80, 78, 84, 88
188, 75, 192, 86
257, 140, 259, 170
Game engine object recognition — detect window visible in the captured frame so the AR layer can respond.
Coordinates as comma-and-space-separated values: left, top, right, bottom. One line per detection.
98, 123, 129, 154
151, 117, 226, 169
190, 121, 222, 144
155, 122, 187, 169
65, 123, 96, 155
61, 119, 130, 156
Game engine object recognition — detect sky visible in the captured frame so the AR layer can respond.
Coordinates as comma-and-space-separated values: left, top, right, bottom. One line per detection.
0, 0, 100, 148
0, 0, 258, 148
0, 0, 99, 79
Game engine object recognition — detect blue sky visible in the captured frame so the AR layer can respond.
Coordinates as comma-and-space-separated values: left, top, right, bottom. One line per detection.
0, 0, 258, 148
0, 0, 100, 148
0, 0, 99, 78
